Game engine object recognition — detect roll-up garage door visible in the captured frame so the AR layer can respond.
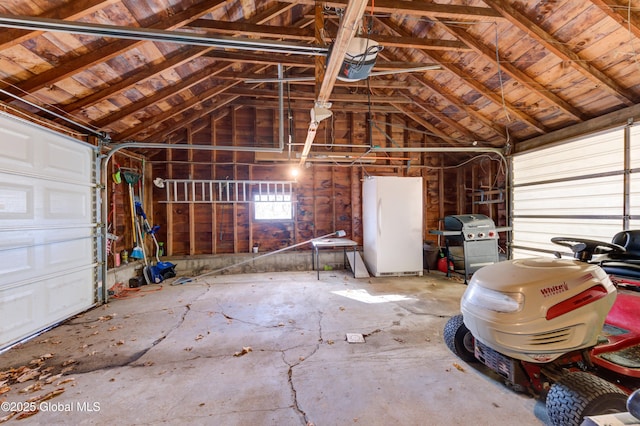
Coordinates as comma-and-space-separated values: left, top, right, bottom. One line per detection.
0, 113, 98, 350
512, 124, 640, 258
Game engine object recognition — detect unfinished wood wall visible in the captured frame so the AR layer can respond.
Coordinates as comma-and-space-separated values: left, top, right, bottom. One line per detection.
132, 106, 509, 257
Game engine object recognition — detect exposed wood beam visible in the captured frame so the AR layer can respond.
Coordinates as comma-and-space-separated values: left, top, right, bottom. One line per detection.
0, 0, 228, 102
361, 24, 506, 142
213, 73, 424, 89
93, 62, 233, 130
516, 102, 640, 153
376, 17, 549, 135
213, 87, 412, 103
189, 20, 470, 51
115, 64, 268, 140
67, 3, 298, 130
142, 104, 232, 143
104, 5, 310, 140
229, 99, 400, 113
590, 0, 640, 39
298, 0, 369, 166
483, 0, 637, 105
279, 0, 503, 20
420, 49, 549, 134
370, 34, 469, 51
314, 4, 326, 97
62, 46, 212, 114
189, 19, 315, 40
440, 19, 589, 122
202, 49, 314, 65
0, 0, 119, 50
388, 104, 465, 146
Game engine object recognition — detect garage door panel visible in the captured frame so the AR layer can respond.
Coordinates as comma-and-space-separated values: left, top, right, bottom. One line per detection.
0, 126, 32, 170
0, 182, 33, 220
513, 129, 623, 184
0, 112, 97, 350
512, 127, 633, 259
513, 176, 623, 216
45, 269, 94, 316
0, 116, 92, 181
0, 228, 94, 286
513, 216, 621, 259
0, 241, 32, 280
1, 172, 92, 226
45, 186, 91, 220
0, 288, 34, 337
0, 269, 94, 348
44, 141, 92, 181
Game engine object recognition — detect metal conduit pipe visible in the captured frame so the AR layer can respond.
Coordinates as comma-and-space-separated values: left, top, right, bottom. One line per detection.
0, 14, 328, 56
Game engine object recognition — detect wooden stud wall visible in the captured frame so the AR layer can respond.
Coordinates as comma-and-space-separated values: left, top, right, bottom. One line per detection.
143, 106, 508, 256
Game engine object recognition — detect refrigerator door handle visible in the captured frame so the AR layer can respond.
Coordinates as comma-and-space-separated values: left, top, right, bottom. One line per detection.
377, 199, 382, 237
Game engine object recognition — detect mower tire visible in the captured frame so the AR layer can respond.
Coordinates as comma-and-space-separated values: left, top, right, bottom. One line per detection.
443, 314, 477, 363
546, 371, 627, 426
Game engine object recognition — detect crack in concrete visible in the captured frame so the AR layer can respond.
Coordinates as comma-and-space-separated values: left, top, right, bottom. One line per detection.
281, 310, 324, 425
70, 284, 212, 374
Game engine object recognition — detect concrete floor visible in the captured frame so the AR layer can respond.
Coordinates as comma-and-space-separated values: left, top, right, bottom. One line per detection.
0, 270, 547, 425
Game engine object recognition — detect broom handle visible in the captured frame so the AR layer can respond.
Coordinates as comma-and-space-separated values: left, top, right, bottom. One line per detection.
128, 184, 137, 246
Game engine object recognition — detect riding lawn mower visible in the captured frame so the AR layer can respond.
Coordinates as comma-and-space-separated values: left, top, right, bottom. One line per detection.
444, 231, 640, 426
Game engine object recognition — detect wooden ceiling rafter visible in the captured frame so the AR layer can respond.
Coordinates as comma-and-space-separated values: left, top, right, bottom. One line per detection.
375, 17, 549, 135
63, 2, 303, 117
483, 0, 637, 106
212, 86, 412, 103
278, 0, 504, 20
388, 102, 477, 147
0, 0, 229, 103
439, 18, 589, 122
61, 46, 213, 114
0, 0, 637, 154
140, 94, 241, 143
86, 2, 301, 135
114, 63, 268, 141
590, 0, 640, 40
298, 0, 369, 165
317, 16, 511, 143
372, 18, 536, 142
110, 4, 313, 140
93, 61, 234, 130
188, 19, 471, 52
0, 0, 120, 50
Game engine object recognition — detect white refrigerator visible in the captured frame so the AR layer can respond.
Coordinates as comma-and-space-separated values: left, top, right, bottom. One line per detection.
362, 176, 424, 277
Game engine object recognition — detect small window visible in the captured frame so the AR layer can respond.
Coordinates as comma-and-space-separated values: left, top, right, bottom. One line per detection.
254, 193, 292, 220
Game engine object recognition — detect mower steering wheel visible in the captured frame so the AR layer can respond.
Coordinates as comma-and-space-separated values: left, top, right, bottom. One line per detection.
551, 237, 625, 262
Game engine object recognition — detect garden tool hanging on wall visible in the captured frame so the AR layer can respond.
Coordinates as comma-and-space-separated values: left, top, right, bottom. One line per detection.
120, 168, 145, 260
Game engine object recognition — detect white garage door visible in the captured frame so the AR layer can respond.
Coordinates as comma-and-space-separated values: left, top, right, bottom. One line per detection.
512, 124, 640, 258
0, 113, 98, 350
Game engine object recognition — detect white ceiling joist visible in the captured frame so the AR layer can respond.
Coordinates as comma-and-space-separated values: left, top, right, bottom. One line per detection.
298, 0, 369, 167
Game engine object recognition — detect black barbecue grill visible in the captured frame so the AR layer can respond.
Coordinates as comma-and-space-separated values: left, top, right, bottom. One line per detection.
430, 214, 509, 281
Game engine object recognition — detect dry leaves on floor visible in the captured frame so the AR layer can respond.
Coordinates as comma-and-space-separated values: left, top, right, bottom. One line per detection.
0, 353, 76, 424
233, 346, 252, 357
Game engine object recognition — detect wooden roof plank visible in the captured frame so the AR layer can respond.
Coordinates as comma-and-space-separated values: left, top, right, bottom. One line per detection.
441, 18, 589, 122
376, 17, 549, 136
277, 0, 503, 20
0, 0, 228, 101
0, 0, 120, 51
483, 0, 637, 105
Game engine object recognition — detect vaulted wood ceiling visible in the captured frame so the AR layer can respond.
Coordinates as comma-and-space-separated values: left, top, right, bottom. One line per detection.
0, 0, 638, 155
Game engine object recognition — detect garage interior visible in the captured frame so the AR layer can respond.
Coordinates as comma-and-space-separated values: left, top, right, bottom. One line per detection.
1, 0, 640, 424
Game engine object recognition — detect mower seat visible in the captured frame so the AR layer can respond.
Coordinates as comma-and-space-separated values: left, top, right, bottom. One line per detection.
612, 230, 640, 258
601, 230, 640, 280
